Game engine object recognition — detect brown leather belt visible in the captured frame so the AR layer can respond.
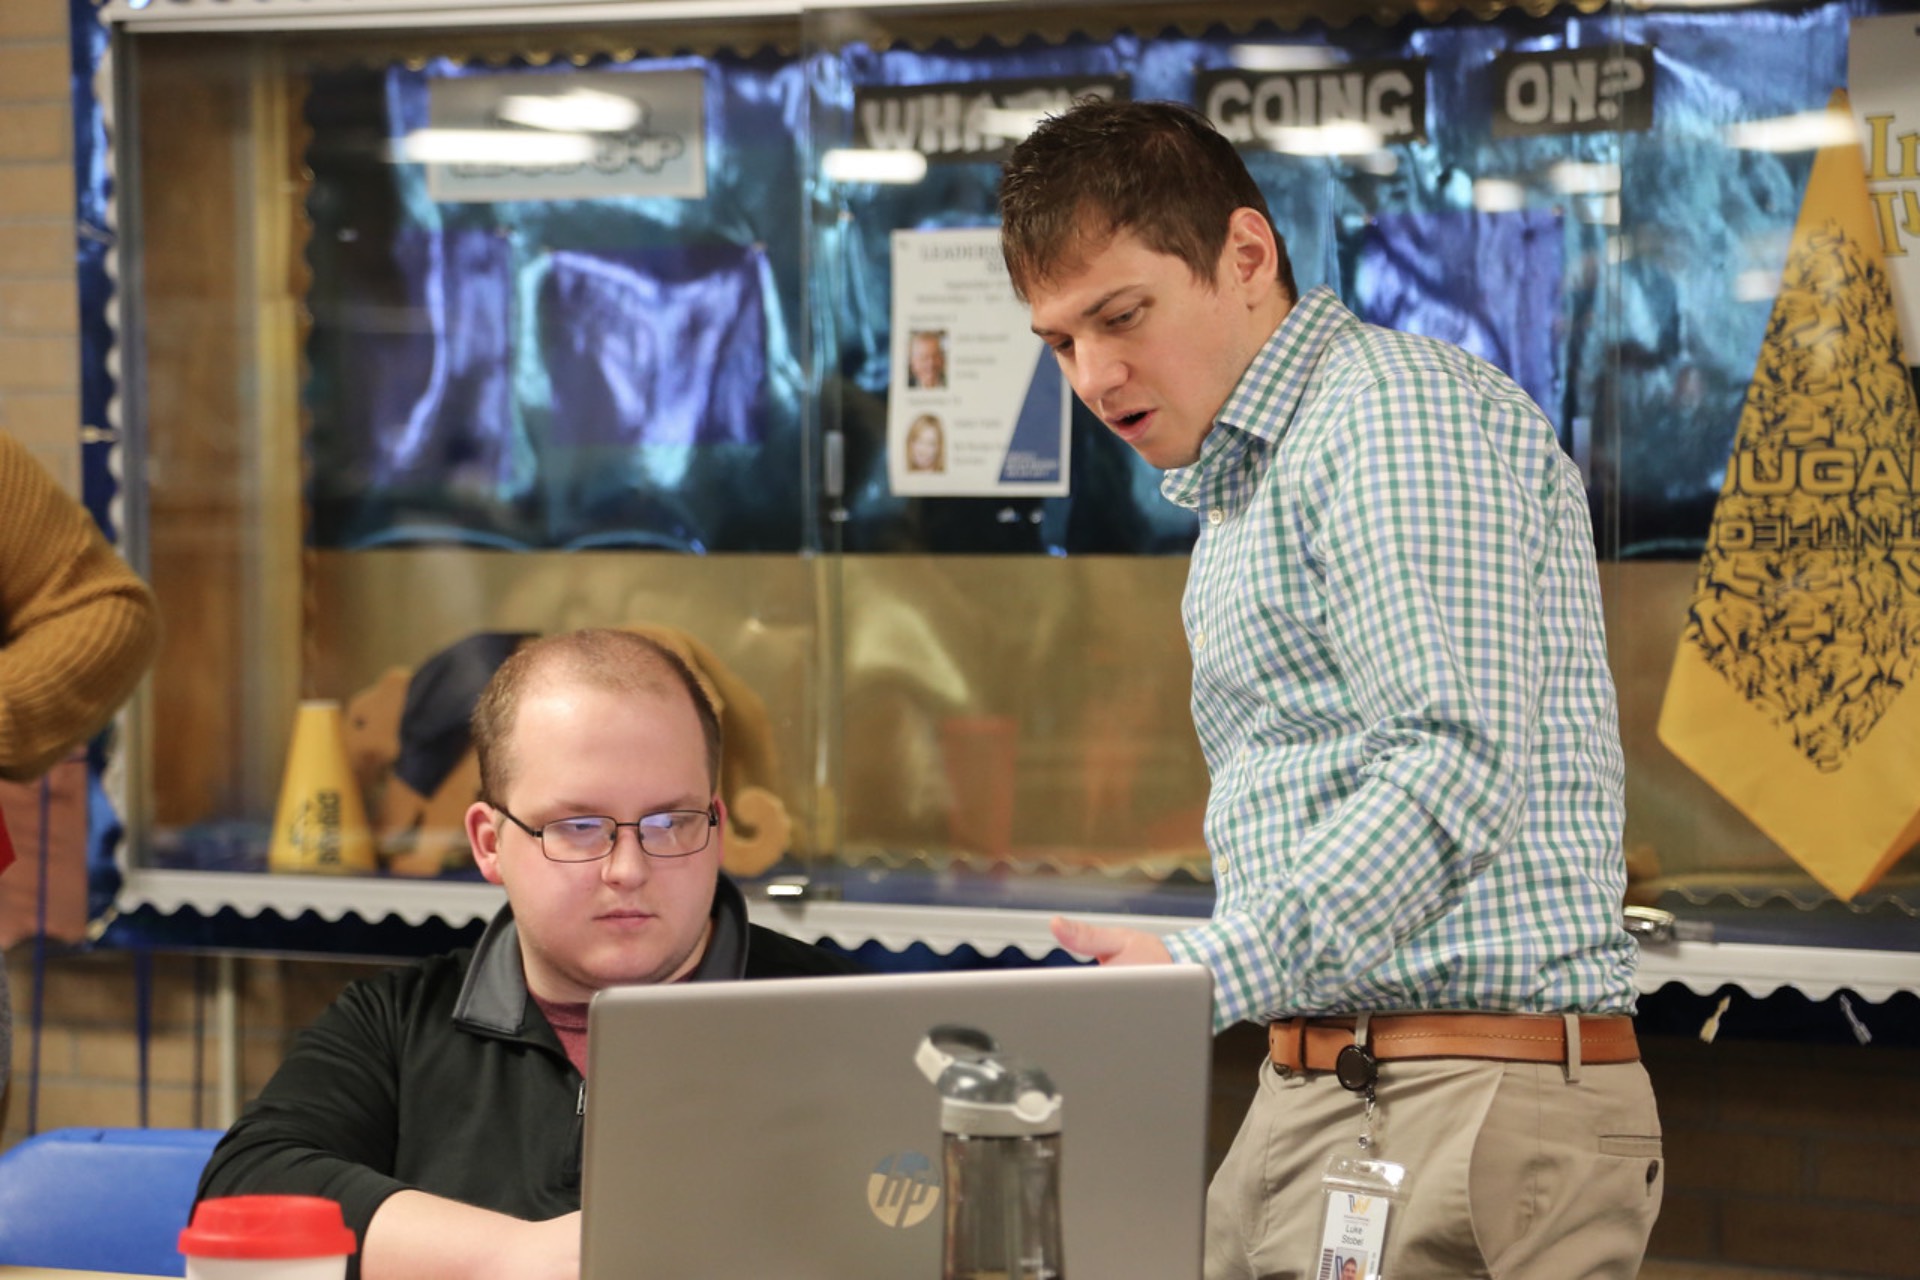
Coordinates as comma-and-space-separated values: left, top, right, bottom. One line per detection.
1267, 1013, 1638, 1072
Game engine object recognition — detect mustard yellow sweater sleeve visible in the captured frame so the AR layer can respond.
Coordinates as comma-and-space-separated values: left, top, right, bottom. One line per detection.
0, 430, 160, 781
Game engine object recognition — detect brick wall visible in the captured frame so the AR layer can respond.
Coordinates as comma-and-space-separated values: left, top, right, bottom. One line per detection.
1641, 1035, 1920, 1278
3, 946, 386, 1143
0, 0, 80, 482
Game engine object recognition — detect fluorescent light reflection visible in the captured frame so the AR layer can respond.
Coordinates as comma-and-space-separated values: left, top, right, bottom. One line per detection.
495, 89, 642, 134
1264, 121, 1384, 155
821, 148, 929, 185
1724, 110, 1858, 152
1735, 269, 1779, 302
1227, 44, 1344, 72
389, 129, 596, 166
973, 107, 1052, 143
1547, 161, 1622, 194
1473, 179, 1528, 212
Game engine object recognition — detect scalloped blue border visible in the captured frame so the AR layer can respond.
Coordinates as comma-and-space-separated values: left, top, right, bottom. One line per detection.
67, 0, 135, 923
73, 0, 117, 541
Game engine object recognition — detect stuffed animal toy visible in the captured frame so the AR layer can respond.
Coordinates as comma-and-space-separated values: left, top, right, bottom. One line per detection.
342, 625, 792, 879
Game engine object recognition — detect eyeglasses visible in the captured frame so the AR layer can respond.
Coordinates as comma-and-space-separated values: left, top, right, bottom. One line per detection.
494, 802, 719, 863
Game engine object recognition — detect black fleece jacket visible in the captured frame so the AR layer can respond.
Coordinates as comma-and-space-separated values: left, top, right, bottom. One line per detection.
195, 876, 860, 1277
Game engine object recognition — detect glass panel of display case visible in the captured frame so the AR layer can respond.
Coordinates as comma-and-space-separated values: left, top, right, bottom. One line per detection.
114, 19, 834, 918
97, 0, 1920, 946
800, 0, 1635, 916
795, 0, 1920, 937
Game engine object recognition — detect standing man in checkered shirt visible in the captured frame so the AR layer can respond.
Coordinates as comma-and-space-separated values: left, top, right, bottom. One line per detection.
999, 99, 1661, 1278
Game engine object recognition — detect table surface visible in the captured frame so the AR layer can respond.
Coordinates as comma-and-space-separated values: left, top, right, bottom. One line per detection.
0, 1269, 172, 1279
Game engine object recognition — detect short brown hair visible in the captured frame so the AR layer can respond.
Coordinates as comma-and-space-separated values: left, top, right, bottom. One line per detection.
471, 628, 722, 804
999, 98, 1296, 305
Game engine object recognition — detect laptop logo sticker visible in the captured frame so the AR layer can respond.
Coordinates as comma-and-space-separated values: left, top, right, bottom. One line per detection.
868, 1152, 940, 1228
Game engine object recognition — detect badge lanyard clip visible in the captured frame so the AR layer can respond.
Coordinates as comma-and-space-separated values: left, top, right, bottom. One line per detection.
1318, 1013, 1410, 1279
1335, 1011, 1378, 1151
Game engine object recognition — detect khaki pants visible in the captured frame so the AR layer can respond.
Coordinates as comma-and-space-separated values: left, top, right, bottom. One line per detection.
1205, 1053, 1662, 1279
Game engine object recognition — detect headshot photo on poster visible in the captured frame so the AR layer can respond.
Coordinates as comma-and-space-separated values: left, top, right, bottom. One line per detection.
904, 413, 947, 472
907, 329, 948, 389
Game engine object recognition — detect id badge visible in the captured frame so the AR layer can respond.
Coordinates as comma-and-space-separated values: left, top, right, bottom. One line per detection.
1316, 1156, 1408, 1280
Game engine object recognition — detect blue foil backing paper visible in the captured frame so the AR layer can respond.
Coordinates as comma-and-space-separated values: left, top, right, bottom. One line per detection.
1347, 207, 1566, 438
304, 53, 805, 552
288, 1, 1914, 558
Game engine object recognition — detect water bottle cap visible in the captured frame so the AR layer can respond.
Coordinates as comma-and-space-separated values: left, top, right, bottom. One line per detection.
914, 1024, 996, 1086
937, 1060, 1063, 1135
939, 1091, 1064, 1136
179, 1196, 358, 1260
917, 1024, 1063, 1135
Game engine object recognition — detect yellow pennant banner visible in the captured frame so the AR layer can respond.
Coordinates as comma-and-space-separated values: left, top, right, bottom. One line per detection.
1659, 89, 1920, 900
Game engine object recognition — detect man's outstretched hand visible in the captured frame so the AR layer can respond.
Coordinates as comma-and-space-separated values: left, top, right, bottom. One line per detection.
1049, 916, 1172, 965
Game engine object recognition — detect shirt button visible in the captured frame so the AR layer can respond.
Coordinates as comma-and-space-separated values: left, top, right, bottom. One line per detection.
1216, 855, 1230, 874
1208, 507, 1225, 526
1193, 629, 1207, 650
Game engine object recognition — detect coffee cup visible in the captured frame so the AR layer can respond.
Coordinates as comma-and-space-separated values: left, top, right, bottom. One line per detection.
179, 1195, 356, 1279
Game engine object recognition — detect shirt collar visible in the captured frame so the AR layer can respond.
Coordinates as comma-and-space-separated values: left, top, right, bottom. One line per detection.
685, 874, 751, 982
1161, 285, 1350, 509
452, 871, 751, 1037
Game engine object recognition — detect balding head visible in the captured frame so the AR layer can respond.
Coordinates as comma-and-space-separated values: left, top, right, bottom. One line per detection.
470, 628, 721, 805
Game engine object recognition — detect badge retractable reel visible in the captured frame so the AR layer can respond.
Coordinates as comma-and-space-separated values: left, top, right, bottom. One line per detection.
1318, 1013, 1410, 1280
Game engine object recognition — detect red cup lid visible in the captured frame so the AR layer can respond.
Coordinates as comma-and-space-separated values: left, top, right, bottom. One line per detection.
180, 1196, 358, 1260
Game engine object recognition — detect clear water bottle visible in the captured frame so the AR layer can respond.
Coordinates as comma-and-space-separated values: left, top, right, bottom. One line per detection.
916, 1025, 1066, 1280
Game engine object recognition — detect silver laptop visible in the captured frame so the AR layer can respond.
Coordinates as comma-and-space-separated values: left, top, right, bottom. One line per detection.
581, 964, 1214, 1280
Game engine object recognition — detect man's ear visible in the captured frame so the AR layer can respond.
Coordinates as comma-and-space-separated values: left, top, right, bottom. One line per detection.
1221, 206, 1282, 303
467, 800, 505, 885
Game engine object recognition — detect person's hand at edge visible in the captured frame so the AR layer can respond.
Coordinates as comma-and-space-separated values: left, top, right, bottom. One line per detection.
1049, 916, 1172, 965
362, 1191, 580, 1280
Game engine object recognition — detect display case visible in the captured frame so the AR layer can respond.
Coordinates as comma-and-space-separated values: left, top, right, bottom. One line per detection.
89, 0, 1920, 994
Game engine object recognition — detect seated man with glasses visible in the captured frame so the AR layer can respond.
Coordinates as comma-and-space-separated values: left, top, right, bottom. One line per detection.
197, 628, 860, 1280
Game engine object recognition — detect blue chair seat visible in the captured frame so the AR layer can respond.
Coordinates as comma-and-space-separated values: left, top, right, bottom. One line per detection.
0, 1126, 223, 1276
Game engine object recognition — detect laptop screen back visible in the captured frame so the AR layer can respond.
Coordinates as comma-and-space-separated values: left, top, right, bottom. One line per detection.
580, 964, 1214, 1280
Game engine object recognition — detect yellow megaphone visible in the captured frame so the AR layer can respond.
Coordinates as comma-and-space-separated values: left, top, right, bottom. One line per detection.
269, 700, 377, 875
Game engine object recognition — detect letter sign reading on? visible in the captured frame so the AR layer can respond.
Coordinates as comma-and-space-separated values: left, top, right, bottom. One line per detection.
1491, 45, 1655, 139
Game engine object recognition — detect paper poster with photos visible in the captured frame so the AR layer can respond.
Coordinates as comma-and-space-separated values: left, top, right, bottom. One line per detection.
888, 227, 1070, 498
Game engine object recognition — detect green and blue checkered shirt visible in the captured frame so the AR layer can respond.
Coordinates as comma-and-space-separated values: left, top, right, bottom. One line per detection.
1159, 288, 1639, 1030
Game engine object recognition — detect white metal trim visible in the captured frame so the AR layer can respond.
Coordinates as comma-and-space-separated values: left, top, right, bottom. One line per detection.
1629, 936, 1920, 1004
752, 896, 1195, 957
116, 867, 507, 926
110, 874, 1920, 1001
749, 898, 1920, 1003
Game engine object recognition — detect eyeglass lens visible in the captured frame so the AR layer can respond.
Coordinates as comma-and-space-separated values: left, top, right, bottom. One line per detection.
540, 811, 711, 860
